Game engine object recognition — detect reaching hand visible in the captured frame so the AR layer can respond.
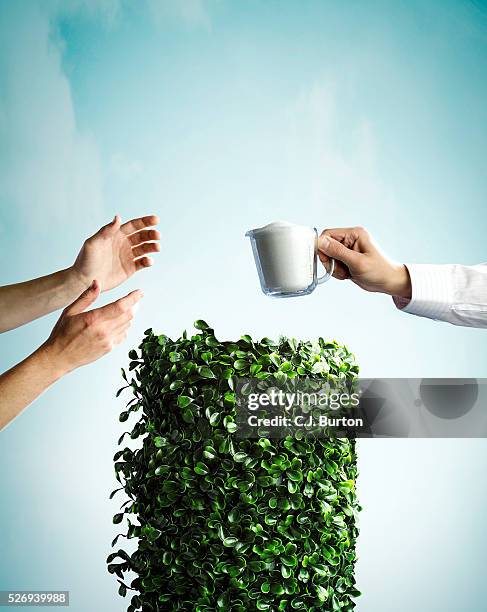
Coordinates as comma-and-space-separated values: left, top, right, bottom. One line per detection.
73, 215, 160, 292
318, 226, 411, 298
43, 280, 143, 376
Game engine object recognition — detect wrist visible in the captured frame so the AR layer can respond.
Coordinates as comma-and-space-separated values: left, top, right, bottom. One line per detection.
66, 265, 91, 296
385, 264, 412, 299
34, 341, 71, 382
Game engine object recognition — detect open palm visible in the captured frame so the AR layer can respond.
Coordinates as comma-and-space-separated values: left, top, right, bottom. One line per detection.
73, 215, 161, 291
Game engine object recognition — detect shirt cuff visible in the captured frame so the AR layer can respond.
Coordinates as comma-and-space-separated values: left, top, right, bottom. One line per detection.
392, 264, 454, 320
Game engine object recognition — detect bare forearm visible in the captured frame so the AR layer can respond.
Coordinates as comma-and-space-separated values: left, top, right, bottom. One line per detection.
0, 345, 65, 431
0, 267, 88, 333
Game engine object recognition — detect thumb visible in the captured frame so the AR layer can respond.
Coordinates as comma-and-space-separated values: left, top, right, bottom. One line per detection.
97, 214, 121, 237
65, 280, 101, 316
318, 235, 360, 268
106, 214, 121, 234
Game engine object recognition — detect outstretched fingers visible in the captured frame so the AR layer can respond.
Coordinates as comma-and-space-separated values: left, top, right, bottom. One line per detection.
95, 289, 144, 323
112, 289, 144, 314
127, 227, 161, 269
132, 241, 161, 258
128, 228, 161, 246
134, 256, 154, 271
121, 215, 159, 236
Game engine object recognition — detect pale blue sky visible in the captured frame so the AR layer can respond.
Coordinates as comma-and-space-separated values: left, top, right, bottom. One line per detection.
1, 1, 486, 610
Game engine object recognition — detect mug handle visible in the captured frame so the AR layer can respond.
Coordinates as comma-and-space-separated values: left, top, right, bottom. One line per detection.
317, 257, 335, 284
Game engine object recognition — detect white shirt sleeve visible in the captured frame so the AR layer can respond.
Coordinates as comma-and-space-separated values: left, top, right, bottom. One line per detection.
393, 263, 487, 328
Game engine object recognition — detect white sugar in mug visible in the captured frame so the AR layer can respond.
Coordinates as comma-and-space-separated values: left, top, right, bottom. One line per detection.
245, 221, 335, 298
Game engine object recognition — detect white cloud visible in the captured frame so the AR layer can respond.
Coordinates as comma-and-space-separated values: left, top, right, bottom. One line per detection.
147, 0, 213, 30
0, 0, 212, 274
108, 153, 144, 182
45, 0, 122, 25
0, 2, 106, 269
282, 82, 389, 218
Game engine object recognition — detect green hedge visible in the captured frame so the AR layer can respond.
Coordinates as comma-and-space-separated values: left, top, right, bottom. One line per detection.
108, 321, 360, 611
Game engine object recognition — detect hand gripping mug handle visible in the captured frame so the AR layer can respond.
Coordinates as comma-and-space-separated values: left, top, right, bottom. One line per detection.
317, 257, 335, 284
314, 228, 335, 285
